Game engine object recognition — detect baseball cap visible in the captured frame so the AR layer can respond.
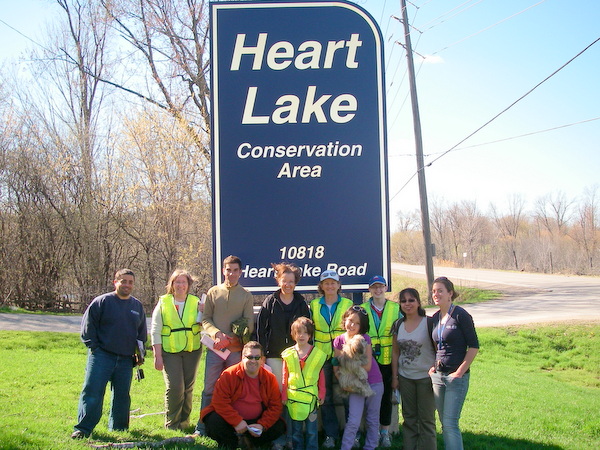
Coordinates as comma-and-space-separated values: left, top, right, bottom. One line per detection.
320, 269, 340, 282
368, 275, 387, 286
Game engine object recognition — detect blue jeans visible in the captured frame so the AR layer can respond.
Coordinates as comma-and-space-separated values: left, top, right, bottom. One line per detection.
74, 348, 134, 434
195, 349, 241, 433
291, 410, 319, 450
431, 371, 470, 450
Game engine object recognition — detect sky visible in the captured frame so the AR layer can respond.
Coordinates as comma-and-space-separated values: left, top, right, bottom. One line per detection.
1, 0, 599, 229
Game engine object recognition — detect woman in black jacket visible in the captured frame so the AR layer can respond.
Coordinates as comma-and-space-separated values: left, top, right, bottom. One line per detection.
257, 262, 310, 381
257, 262, 310, 449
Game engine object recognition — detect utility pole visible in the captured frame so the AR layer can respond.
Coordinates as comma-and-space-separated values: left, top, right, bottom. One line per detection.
399, 0, 435, 302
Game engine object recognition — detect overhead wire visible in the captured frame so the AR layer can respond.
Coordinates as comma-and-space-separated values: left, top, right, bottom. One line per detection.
389, 36, 600, 201
429, 0, 549, 55
388, 116, 600, 158
424, 36, 600, 167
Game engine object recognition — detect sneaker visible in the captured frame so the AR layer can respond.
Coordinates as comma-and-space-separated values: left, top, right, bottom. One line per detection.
70, 430, 89, 439
323, 436, 336, 448
380, 433, 392, 448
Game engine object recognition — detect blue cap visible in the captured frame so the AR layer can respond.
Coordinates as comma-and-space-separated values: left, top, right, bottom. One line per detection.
368, 275, 387, 286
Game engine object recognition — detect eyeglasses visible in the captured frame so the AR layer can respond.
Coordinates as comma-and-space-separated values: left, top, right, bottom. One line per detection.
351, 305, 367, 315
244, 355, 261, 360
400, 298, 417, 303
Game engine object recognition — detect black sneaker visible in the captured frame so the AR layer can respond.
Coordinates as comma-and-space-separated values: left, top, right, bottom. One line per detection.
70, 430, 89, 439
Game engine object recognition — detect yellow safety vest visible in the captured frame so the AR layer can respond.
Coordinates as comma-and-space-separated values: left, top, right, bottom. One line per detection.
160, 294, 201, 353
309, 296, 353, 358
281, 346, 327, 421
362, 300, 399, 365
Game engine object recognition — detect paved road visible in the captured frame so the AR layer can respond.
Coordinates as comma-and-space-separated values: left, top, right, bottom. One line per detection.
1, 265, 598, 331
393, 263, 600, 327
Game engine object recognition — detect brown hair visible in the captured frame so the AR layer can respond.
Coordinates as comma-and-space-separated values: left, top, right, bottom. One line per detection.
243, 340, 264, 356
290, 316, 314, 339
223, 255, 242, 269
114, 269, 135, 280
317, 279, 342, 296
272, 262, 302, 284
433, 277, 459, 300
165, 269, 194, 295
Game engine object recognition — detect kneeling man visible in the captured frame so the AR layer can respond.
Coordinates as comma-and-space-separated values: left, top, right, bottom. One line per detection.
201, 341, 285, 449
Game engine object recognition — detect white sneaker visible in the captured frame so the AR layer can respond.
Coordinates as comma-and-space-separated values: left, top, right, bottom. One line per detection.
323, 436, 336, 448
380, 433, 392, 448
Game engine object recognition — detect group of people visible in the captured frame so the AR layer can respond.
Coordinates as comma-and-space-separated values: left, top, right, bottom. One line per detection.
71, 257, 479, 450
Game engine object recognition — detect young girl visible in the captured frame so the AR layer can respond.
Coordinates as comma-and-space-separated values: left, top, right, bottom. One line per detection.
333, 306, 383, 450
281, 317, 327, 450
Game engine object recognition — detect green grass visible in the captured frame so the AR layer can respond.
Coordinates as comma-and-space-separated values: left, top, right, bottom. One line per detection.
0, 324, 598, 449
0, 306, 76, 315
389, 273, 502, 306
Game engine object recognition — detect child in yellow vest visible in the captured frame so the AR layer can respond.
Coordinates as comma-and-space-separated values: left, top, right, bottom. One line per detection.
281, 317, 327, 450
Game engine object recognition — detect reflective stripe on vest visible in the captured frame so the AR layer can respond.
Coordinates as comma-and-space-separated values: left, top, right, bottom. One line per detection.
160, 294, 201, 353
362, 300, 400, 365
282, 346, 327, 421
309, 297, 353, 358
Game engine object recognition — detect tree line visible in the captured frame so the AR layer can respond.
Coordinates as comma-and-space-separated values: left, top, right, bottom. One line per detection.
392, 191, 599, 276
0, 0, 213, 311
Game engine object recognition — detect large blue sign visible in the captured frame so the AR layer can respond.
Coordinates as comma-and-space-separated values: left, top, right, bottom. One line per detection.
211, 0, 389, 293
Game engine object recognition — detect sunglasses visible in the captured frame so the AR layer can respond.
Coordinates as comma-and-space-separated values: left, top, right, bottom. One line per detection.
244, 355, 261, 360
400, 298, 417, 303
351, 305, 368, 315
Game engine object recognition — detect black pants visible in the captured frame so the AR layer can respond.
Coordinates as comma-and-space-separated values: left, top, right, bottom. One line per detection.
204, 410, 286, 449
378, 362, 393, 426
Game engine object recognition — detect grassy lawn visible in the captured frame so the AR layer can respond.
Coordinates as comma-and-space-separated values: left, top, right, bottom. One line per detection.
0, 322, 598, 449
389, 273, 502, 305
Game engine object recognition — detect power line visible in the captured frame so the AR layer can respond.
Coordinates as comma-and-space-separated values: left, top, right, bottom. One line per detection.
388, 116, 600, 158
429, 0, 549, 55
0, 18, 51, 54
425, 36, 600, 167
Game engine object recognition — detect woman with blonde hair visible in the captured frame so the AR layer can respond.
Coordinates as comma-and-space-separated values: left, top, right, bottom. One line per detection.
151, 269, 203, 430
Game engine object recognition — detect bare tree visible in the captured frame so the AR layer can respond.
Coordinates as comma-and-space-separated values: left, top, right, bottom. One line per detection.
572, 186, 599, 272
113, 109, 211, 304
429, 198, 449, 261
491, 194, 526, 270
99, 0, 211, 162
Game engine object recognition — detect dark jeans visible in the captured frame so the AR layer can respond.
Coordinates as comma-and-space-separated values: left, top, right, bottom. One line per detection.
204, 411, 286, 449
321, 359, 340, 439
74, 348, 134, 434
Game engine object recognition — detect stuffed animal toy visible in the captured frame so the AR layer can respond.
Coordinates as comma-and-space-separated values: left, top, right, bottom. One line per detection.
335, 334, 375, 398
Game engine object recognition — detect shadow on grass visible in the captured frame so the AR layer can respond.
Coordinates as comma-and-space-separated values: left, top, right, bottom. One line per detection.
90, 430, 218, 449
462, 431, 563, 450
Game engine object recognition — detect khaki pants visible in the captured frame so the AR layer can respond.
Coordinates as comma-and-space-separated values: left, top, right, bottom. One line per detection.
162, 348, 202, 429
